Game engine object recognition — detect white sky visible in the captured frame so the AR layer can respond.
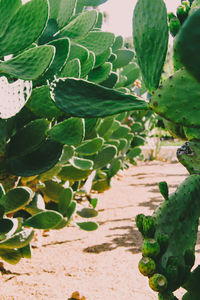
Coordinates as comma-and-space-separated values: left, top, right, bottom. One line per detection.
100, 0, 180, 37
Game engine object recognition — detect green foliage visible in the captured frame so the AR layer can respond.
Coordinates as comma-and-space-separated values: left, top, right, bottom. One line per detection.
50, 78, 148, 118
0, 0, 49, 56
133, 0, 169, 91
150, 69, 200, 128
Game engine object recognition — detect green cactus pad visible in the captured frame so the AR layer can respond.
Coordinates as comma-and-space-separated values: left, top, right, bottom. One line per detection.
69, 157, 93, 170
80, 51, 95, 78
0, 187, 33, 214
76, 137, 104, 156
88, 62, 112, 84
113, 49, 135, 69
0, 229, 34, 249
6, 119, 50, 157
58, 165, 92, 181
7, 139, 63, 177
0, 0, 49, 56
20, 244, 32, 259
112, 35, 123, 51
48, 117, 84, 146
138, 256, 156, 276
121, 62, 140, 87
93, 145, 117, 169
58, 145, 74, 165
92, 178, 110, 192
26, 86, 62, 120
0, 0, 21, 39
76, 221, 98, 231
174, 8, 200, 81
94, 48, 111, 68
58, 188, 73, 217
77, 208, 98, 218
111, 125, 130, 139
0, 45, 55, 80
108, 158, 122, 178
61, 58, 81, 78
100, 72, 118, 88
23, 210, 64, 229
65, 201, 76, 221
97, 117, 114, 137
159, 182, 169, 201
50, 78, 148, 118
41, 180, 65, 203
77, 31, 115, 55
0, 248, 21, 265
59, 10, 97, 39
68, 43, 89, 63
42, 38, 70, 80
150, 69, 200, 127
49, 0, 76, 29
133, 0, 169, 91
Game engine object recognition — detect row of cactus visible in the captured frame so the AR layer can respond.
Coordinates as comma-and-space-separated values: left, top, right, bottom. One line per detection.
2, 0, 200, 298
42, 0, 200, 298
0, 0, 148, 265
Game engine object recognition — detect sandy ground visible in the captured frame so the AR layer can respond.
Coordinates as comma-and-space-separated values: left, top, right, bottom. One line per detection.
0, 161, 199, 300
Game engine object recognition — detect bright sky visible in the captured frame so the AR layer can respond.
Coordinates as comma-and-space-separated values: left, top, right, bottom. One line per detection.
100, 0, 180, 37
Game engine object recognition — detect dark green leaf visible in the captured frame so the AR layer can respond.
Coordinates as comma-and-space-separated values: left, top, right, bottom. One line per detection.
6, 119, 49, 157
77, 221, 98, 231
60, 58, 81, 78
59, 10, 97, 39
88, 62, 112, 84
0, 0, 49, 56
0, 229, 34, 249
48, 117, 84, 145
0, 187, 33, 214
77, 208, 98, 218
77, 31, 115, 55
23, 210, 63, 229
0, 46, 55, 80
49, 0, 76, 29
7, 139, 63, 177
50, 78, 149, 118
0, 0, 22, 39
69, 157, 93, 170
58, 188, 73, 217
27, 86, 62, 120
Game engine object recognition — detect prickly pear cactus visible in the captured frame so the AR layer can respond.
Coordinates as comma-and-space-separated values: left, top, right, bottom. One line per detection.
136, 175, 200, 297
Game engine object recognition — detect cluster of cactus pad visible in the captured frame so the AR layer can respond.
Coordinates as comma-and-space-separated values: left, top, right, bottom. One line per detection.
1, 0, 200, 298
46, 0, 200, 298
133, 0, 200, 298
0, 0, 148, 266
